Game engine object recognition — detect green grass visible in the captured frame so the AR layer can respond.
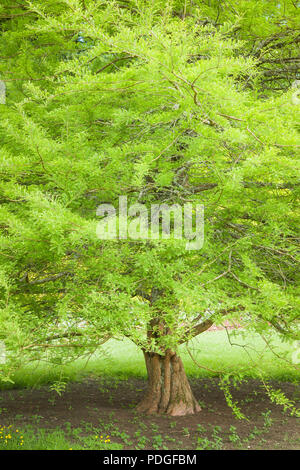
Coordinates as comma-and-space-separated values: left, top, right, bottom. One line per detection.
1, 330, 298, 391
0, 424, 123, 450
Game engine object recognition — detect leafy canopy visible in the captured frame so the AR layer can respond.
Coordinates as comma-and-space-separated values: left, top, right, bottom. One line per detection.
0, 0, 299, 379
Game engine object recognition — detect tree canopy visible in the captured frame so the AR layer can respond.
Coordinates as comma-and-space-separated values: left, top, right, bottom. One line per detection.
0, 0, 299, 414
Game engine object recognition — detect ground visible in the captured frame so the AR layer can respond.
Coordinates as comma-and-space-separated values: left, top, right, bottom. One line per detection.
0, 376, 299, 450
1, 329, 299, 450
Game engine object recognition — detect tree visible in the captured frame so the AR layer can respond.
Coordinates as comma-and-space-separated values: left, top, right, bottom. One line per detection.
187, 0, 300, 92
0, 0, 299, 415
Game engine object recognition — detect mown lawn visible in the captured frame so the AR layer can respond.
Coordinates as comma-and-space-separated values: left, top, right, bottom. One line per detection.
2, 330, 299, 391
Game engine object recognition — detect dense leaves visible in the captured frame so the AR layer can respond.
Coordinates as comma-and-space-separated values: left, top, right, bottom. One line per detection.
0, 1, 299, 381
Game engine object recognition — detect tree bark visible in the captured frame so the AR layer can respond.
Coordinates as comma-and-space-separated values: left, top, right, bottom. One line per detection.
136, 350, 200, 416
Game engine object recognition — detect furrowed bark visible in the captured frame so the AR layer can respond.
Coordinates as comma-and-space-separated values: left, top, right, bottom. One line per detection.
137, 349, 200, 416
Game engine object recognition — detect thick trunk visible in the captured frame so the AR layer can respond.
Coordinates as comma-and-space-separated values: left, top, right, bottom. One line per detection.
137, 350, 200, 416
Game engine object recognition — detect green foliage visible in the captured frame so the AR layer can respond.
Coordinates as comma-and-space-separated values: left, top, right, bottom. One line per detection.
0, 1, 299, 383
219, 375, 248, 420
262, 382, 300, 417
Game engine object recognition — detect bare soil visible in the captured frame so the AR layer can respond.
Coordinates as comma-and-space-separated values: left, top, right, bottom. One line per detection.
0, 376, 299, 450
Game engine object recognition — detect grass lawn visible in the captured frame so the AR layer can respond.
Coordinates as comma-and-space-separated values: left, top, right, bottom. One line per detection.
3, 329, 299, 390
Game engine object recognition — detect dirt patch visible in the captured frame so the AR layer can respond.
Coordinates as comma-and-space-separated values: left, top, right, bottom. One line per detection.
0, 377, 299, 450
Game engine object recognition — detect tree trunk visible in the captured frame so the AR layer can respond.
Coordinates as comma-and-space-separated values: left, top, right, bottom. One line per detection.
136, 350, 200, 416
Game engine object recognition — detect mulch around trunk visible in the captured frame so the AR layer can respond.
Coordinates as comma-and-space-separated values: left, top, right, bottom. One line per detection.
0, 376, 299, 450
